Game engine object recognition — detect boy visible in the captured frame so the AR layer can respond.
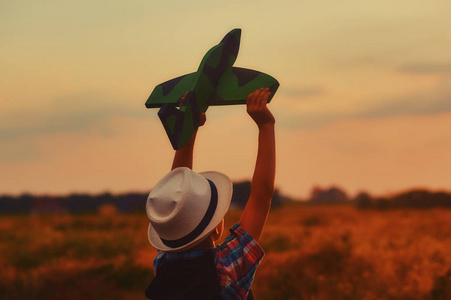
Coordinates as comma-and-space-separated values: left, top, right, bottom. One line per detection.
145, 87, 275, 299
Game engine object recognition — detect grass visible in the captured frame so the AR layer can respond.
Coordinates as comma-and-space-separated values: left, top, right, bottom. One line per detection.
1, 206, 451, 299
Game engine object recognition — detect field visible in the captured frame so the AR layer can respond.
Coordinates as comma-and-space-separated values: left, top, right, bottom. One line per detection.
1, 205, 451, 299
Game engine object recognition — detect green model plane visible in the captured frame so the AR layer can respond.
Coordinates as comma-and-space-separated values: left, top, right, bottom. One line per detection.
145, 28, 279, 150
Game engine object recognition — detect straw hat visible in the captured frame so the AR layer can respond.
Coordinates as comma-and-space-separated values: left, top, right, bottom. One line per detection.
146, 167, 233, 252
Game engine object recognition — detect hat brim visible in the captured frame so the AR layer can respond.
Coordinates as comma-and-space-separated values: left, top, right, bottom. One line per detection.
148, 170, 233, 252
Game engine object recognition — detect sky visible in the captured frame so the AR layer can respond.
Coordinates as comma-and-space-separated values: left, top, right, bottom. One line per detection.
1, 0, 451, 199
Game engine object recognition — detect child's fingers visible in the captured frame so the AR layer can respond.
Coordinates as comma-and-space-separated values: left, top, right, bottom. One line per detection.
256, 89, 270, 106
257, 87, 267, 97
258, 88, 269, 98
253, 91, 260, 106
261, 92, 271, 105
247, 89, 259, 106
247, 88, 269, 109
246, 93, 253, 108
181, 91, 188, 101
179, 91, 189, 109
253, 88, 266, 105
246, 90, 256, 104
253, 89, 264, 105
199, 112, 206, 126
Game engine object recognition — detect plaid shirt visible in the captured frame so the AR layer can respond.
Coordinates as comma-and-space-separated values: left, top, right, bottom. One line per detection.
153, 223, 265, 299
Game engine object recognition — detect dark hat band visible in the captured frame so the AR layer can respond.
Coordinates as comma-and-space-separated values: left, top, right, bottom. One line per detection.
160, 179, 218, 249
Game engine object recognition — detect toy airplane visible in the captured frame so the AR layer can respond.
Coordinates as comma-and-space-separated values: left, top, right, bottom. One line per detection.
145, 28, 279, 150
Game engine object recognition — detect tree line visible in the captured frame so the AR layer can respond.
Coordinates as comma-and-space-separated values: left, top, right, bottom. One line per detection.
2, 184, 451, 215
308, 186, 451, 209
0, 181, 290, 215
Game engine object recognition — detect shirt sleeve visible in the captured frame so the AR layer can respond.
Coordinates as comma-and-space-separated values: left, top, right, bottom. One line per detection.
215, 223, 265, 299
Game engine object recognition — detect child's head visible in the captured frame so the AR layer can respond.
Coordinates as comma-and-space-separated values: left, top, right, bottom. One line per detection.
146, 167, 232, 252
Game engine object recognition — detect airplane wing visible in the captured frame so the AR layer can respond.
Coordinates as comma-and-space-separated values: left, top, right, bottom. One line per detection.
150, 66, 279, 150
145, 72, 198, 108
209, 67, 279, 106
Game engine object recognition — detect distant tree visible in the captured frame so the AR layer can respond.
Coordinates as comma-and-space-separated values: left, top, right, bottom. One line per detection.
309, 186, 349, 204
271, 188, 285, 208
375, 197, 390, 210
97, 192, 114, 205
33, 196, 67, 214
231, 181, 251, 208
354, 191, 373, 209
0, 194, 33, 214
63, 193, 97, 214
231, 181, 288, 209
0, 183, 291, 215
391, 190, 451, 209
115, 193, 147, 213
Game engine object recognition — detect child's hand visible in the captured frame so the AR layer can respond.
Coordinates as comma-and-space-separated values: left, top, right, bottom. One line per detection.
246, 88, 275, 128
180, 91, 206, 126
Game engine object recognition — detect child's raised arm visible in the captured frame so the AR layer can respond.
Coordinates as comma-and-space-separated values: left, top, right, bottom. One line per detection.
239, 88, 276, 242
171, 92, 206, 170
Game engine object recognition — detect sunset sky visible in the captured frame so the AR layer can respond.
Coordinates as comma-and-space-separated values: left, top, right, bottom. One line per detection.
1, 0, 450, 199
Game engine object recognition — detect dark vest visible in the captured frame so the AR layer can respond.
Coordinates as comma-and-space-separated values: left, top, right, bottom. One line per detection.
145, 249, 255, 300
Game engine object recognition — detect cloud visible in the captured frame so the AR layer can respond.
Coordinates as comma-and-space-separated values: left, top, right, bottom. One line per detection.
0, 85, 326, 143
0, 90, 147, 142
0, 139, 41, 162
360, 85, 451, 119
399, 63, 451, 74
276, 80, 451, 130
2, 81, 450, 145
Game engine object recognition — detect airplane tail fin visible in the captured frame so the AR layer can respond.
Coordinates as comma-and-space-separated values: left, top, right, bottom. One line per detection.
158, 92, 201, 150
158, 104, 185, 150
